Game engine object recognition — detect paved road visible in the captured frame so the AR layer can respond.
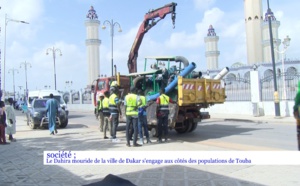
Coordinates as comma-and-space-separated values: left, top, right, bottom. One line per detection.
0, 110, 299, 186
67, 110, 298, 151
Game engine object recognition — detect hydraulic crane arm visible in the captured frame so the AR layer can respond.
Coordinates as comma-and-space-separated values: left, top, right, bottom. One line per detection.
127, 2, 177, 73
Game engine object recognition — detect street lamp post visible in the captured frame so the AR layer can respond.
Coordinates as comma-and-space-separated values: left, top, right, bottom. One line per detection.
267, 0, 280, 117
3, 14, 29, 100
102, 19, 122, 77
8, 68, 19, 101
18, 86, 23, 99
275, 36, 291, 117
46, 47, 62, 90
20, 61, 32, 98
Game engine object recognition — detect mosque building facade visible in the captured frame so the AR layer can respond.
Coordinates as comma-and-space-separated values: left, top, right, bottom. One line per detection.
204, 0, 299, 105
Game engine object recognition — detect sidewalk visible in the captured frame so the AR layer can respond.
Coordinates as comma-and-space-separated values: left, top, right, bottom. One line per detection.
210, 113, 295, 125
0, 114, 299, 186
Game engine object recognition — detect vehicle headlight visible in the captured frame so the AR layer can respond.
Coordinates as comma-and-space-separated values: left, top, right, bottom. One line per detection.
33, 112, 40, 117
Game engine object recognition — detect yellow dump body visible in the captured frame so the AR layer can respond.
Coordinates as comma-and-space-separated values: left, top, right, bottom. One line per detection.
178, 76, 226, 106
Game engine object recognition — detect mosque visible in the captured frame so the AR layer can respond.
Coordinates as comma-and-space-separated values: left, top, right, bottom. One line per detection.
204, 0, 299, 104
84, 1, 299, 107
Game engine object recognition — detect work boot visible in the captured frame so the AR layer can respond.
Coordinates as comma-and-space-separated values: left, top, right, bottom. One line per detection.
140, 138, 144, 145
146, 138, 152, 144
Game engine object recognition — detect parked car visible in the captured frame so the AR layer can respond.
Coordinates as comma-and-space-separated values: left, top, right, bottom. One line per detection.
27, 98, 68, 129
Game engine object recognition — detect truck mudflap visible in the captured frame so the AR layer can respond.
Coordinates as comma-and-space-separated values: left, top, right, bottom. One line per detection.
146, 101, 178, 128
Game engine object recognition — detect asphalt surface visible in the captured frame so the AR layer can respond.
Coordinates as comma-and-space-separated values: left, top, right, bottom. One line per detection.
0, 111, 299, 186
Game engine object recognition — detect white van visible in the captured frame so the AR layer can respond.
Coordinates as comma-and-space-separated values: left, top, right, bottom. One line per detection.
28, 89, 69, 115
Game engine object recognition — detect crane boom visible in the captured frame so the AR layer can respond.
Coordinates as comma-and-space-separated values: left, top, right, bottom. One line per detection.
127, 2, 177, 73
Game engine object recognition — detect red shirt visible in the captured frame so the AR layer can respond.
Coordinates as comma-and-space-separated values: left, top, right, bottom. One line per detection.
156, 96, 174, 105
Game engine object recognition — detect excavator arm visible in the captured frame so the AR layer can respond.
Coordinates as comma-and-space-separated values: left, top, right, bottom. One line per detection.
127, 2, 177, 73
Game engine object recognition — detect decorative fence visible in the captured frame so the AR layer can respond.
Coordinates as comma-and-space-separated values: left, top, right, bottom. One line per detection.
224, 72, 300, 102
223, 77, 251, 101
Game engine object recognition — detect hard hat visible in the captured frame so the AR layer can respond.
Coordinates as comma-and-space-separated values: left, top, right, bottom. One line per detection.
98, 92, 104, 97
111, 81, 118, 87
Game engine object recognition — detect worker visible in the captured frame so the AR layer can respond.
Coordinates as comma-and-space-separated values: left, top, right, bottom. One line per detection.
137, 89, 151, 144
109, 87, 121, 140
125, 86, 141, 147
110, 80, 118, 87
97, 93, 105, 132
293, 81, 300, 151
102, 91, 111, 139
156, 88, 175, 143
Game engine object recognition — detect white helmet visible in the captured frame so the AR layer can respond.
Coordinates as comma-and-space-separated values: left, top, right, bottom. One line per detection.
111, 81, 118, 87
98, 92, 104, 97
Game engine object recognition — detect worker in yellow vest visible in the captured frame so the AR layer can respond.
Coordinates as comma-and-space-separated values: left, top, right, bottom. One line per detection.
102, 91, 111, 139
137, 90, 151, 144
109, 87, 121, 140
125, 86, 141, 147
156, 88, 175, 143
97, 93, 105, 132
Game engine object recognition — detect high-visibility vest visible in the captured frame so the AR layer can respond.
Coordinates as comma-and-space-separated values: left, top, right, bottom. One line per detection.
109, 93, 118, 114
158, 94, 169, 111
102, 97, 110, 115
138, 96, 146, 108
97, 99, 103, 110
125, 93, 138, 116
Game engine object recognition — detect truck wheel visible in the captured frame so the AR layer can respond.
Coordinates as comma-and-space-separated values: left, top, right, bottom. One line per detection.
186, 119, 193, 132
189, 122, 198, 132
59, 119, 68, 128
29, 117, 38, 129
175, 123, 188, 134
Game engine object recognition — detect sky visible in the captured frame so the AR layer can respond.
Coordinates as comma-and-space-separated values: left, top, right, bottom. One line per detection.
0, 0, 299, 95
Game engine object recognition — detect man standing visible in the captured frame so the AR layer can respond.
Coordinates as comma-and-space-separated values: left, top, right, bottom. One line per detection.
293, 81, 300, 151
5, 98, 17, 142
156, 88, 175, 143
102, 91, 111, 139
46, 93, 58, 135
137, 90, 151, 144
0, 101, 9, 144
125, 87, 141, 147
109, 87, 121, 140
97, 93, 105, 132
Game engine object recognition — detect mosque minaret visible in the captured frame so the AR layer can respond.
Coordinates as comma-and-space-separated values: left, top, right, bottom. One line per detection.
204, 25, 220, 70
244, 0, 264, 65
85, 6, 101, 86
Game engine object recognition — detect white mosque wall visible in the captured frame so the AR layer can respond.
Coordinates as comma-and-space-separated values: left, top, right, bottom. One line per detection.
205, 101, 294, 116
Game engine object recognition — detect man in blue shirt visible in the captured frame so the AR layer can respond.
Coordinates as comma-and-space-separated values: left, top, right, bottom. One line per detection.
46, 94, 58, 135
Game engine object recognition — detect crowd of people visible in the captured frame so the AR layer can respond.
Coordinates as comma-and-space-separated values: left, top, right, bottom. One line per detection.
96, 82, 173, 147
